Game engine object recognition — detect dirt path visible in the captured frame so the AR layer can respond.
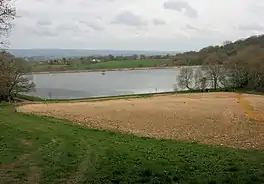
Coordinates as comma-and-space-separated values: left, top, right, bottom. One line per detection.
18, 92, 264, 149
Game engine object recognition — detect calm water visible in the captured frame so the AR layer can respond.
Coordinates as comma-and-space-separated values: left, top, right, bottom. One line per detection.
28, 68, 184, 99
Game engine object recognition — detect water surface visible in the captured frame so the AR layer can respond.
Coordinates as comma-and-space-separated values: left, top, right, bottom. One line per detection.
28, 68, 182, 99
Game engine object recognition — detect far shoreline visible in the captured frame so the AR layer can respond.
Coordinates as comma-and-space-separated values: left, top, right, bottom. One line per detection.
31, 66, 181, 74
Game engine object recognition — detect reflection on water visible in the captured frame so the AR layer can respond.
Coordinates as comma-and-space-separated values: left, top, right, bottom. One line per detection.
28, 68, 182, 99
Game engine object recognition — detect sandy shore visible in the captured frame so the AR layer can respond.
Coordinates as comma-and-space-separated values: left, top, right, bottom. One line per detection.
18, 92, 264, 149
31, 66, 179, 74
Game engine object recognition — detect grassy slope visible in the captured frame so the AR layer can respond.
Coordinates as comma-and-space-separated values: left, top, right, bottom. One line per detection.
31, 59, 168, 72
1, 104, 264, 184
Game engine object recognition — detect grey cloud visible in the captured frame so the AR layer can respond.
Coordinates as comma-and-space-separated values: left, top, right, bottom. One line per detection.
236, 24, 264, 31
153, 19, 166, 25
78, 20, 103, 31
185, 24, 200, 31
25, 26, 58, 37
35, 30, 58, 37
56, 23, 81, 32
164, 1, 198, 18
111, 11, 147, 26
16, 9, 32, 18
37, 19, 53, 26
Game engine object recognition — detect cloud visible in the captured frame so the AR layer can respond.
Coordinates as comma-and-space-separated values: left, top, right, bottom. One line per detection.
78, 20, 103, 31
185, 24, 200, 31
164, 0, 198, 18
9, 0, 264, 50
55, 23, 81, 33
16, 9, 32, 18
22, 25, 58, 37
111, 11, 147, 26
153, 19, 166, 25
236, 24, 264, 31
36, 19, 52, 26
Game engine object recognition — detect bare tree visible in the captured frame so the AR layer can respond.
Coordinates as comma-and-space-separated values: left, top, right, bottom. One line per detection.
0, 0, 16, 47
177, 67, 194, 90
194, 67, 203, 89
202, 52, 227, 90
0, 52, 34, 102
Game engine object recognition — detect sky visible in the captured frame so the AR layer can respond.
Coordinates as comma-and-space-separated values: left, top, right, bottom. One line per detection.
9, 0, 264, 51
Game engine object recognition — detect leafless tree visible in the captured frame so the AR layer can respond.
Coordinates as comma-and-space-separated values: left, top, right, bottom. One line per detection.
194, 67, 204, 89
202, 52, 227, 90
177, 67, 194, 90
0, 52, 34, 102
0, 0, 16, 47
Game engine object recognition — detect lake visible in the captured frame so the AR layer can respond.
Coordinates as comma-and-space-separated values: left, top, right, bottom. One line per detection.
27, 68, 186, 99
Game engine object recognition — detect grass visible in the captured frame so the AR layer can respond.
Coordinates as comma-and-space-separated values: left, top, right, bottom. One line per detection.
87, 59, 168, 69
1, 104, 264, 183
31, 59, 169, 72
17, 94, 43, 101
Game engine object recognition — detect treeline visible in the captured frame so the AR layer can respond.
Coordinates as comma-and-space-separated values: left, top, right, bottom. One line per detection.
172, 35, 264, 66
176, 34, 264, 92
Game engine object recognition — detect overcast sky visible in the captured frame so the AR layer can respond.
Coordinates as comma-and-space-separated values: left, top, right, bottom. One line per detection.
9, 0, 264, 51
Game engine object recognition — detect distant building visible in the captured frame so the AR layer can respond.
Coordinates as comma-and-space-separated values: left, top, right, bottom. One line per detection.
91, 59, 101, 63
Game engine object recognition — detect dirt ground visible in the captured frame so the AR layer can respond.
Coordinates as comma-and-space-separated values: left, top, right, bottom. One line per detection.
18, 92, 264, 149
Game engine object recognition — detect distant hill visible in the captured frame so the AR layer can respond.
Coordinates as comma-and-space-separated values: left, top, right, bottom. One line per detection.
172, 34, 264, 66
7, 49, 177, 60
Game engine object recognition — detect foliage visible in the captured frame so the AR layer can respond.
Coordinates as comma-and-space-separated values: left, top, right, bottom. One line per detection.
174, 34, 264, 92
173, 34, 264, 66
222, 45, 264, 91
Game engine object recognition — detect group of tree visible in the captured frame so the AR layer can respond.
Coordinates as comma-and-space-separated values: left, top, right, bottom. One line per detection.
173, 35, 264, 66
177, 35, 264, 92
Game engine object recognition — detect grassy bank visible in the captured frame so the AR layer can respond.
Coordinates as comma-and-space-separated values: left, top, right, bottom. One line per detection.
31, 59, 169, 72
1, 104, 264, 183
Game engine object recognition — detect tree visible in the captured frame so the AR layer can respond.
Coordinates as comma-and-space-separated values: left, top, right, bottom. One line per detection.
177, 67, 194, 90
194, 67, 203, 89
222, 45, 264, 90
202, 52, 227, 89
0, 0, 16, 46
200, 77, 208, 91
0, 52, 34, 102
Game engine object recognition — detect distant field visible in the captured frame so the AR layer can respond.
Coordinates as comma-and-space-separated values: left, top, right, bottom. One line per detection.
31, 59, 169, 72
88, 59, 167, 69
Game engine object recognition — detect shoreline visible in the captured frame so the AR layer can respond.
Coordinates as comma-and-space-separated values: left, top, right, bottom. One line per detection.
31, 66, 180, 74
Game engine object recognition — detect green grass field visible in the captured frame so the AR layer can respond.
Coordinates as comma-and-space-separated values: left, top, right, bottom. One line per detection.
1, 104, 264, 183
88, 59, 167, 69
31, 59, 169, 72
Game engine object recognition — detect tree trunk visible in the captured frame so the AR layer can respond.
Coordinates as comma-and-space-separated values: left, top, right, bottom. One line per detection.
214, 78, 217, 90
